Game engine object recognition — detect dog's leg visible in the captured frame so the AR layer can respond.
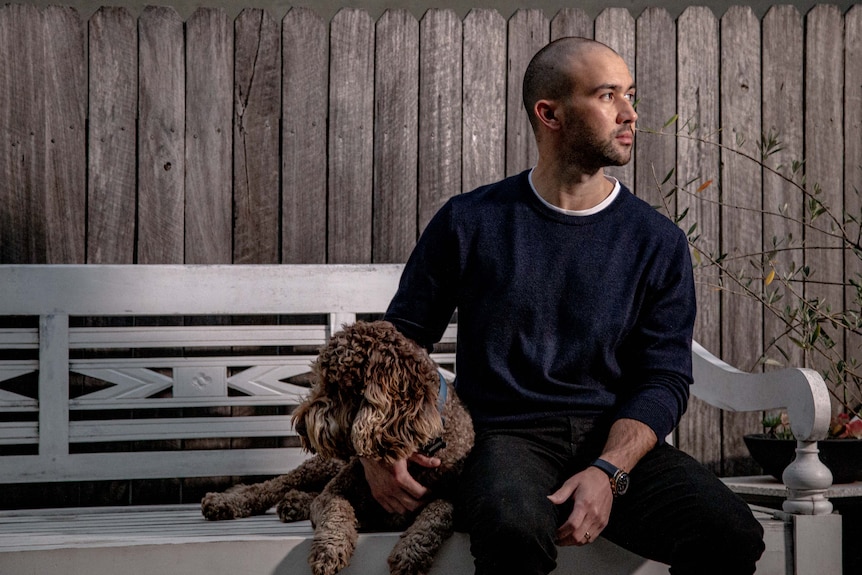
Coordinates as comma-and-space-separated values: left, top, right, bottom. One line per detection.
308, 493, 359, 575
201, 456, 342, 520
387, 499, 455, 575
276, 489, 318, 522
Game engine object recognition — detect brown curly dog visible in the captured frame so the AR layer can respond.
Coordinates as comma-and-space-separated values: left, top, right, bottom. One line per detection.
201, 320, 474, 575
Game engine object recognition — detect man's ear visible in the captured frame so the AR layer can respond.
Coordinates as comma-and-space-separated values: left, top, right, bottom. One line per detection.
534, 100, 561, 130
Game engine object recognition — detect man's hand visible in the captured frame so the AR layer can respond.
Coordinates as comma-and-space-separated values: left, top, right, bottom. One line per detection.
360, 453, 440, 514
547, 466, 613, 546
548, 418, 657, 546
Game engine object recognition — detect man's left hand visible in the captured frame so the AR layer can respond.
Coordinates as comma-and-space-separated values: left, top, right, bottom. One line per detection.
547, 465, 613, 546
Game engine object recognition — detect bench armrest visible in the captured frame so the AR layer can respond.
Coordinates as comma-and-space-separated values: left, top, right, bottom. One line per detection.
690, 341, 835, 515
690, 341, 831, 441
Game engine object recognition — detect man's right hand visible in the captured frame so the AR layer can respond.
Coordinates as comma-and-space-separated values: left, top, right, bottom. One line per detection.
360, 453, 440, 514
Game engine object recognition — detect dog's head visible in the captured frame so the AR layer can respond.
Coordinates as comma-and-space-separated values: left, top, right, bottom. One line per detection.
291, 320, 444, 465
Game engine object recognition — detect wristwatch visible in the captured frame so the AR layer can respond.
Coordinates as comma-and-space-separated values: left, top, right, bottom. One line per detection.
590, 458, 630, 497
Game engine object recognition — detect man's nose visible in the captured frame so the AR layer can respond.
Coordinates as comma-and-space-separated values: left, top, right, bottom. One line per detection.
619, 102, 638, 124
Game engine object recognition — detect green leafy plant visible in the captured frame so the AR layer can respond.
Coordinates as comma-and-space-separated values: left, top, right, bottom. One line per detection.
642, 119, 862, 423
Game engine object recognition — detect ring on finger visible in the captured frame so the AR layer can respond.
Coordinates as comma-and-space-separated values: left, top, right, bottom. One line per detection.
584, 531, 591, 542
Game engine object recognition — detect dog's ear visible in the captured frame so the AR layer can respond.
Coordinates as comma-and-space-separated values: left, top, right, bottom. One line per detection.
291, 394, 355, 460
350, 333, 444, 465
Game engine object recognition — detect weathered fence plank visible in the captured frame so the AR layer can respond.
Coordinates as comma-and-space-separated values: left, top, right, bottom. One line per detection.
0, 3, 45, 263
846, 6, 862, 380
506, 9, 548, 176
137, 6, 184, 264
373, 10, 418, 262
43, 6, 86, 264
462, 8, 505, 194
806, 5, 845, 377
1, 5, 86, 264
282, 7, 327, 264
550, 7, 593, 40
719, 5, 763, 475
328, 8, 374, 263
87, 7, 136, 264
596, 7, 635, 187
185, 8, 233, 265
234, 8, 280, 265
675, 5, 722, 471
762, 5, 805, 370
418, 9, 462, 233
634, 7, 675, 209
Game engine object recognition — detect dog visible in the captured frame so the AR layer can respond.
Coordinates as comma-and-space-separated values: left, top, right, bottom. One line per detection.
201, 320, 474, 575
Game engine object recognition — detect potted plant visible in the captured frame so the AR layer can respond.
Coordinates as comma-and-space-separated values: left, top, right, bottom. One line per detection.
646, 120, 862, 482
744, 411, 862, 483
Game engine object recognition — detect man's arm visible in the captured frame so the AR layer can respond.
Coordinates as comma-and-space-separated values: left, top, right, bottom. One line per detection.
548, 418, 657, 546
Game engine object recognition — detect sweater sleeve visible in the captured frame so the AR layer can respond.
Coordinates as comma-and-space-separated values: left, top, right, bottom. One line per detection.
613, 229, 696, 443
384, 199, 461, 350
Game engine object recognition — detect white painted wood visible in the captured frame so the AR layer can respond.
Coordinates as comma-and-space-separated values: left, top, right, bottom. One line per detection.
329, 312, 358, 338
0, 327, 38, 347
0, 504, 798, 575
0, 448, 311, 483
38, 314, 69, 457
0, 264, 405, 316
0, 361, 37, 408
73, 366, 174, 400
68, 324, 330, 348
724, 476, 862, 500
691, 342, 834, 515
0, 421, 37, 443
0, 505, 669, 575
790, 513, 843, 575
70, 415, 296, 442
691, 342, 831, 442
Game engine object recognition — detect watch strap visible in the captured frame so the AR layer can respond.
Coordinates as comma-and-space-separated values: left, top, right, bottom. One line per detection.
590, 458, 628, 497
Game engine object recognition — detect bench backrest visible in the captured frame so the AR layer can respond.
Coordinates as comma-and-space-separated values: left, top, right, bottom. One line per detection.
0, 264, 454, 484
0, 263, 830, 489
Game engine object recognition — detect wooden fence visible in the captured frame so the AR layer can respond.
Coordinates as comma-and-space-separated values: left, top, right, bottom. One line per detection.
1, 2, 861, 491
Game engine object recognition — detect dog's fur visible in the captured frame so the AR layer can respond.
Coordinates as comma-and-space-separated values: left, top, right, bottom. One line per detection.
201, 320, 474, 575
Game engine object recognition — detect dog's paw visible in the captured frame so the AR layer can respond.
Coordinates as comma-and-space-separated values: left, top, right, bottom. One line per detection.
200, 492, 240, 521
308, 542, 352, 575
387, 545, 434, 575
276, 489, 316, 522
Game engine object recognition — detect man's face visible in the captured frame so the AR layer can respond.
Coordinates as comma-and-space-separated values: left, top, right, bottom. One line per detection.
557, 48, 637, 171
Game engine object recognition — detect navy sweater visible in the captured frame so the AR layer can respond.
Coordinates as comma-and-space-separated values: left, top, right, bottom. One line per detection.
385, 170, 696, 441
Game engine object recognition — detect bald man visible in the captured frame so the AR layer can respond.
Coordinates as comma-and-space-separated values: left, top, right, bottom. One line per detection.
365, 37, 765, 575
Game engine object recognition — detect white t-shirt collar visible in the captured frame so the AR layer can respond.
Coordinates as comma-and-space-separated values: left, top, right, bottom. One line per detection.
528, 168, 621, 216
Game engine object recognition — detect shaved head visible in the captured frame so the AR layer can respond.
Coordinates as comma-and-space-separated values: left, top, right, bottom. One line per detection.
522, 37, 619, 131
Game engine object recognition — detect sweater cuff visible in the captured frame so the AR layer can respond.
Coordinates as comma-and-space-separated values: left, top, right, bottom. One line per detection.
614, 398, 679, 445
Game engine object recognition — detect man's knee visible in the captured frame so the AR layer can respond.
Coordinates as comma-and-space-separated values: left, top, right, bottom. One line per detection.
461, 497, 559, 575
675, 502, 765, 574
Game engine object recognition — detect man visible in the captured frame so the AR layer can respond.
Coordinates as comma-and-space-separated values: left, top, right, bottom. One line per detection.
363, 37, 765, 574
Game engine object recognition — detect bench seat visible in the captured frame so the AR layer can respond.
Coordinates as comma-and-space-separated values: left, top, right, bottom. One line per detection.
1, 503, 803, 575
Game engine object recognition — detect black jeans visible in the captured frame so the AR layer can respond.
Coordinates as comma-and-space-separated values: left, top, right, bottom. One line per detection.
454, 416, 765, 575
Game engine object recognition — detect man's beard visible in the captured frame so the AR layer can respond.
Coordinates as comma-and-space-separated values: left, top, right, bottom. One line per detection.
562, 123, 634, 172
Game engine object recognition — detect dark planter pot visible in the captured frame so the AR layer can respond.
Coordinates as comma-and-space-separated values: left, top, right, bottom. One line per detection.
744, 433, 862, 484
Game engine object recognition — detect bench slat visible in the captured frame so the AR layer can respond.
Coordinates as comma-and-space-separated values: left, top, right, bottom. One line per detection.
69, 324, 330, 348
69, 415, 296, 442
0, 264, 406, 316
0, 448, 311, 483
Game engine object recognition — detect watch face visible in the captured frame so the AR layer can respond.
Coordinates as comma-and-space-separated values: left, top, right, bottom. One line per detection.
615, 472, 630, 496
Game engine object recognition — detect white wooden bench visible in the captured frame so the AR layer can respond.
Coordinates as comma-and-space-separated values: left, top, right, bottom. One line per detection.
0, 264, 842, 574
